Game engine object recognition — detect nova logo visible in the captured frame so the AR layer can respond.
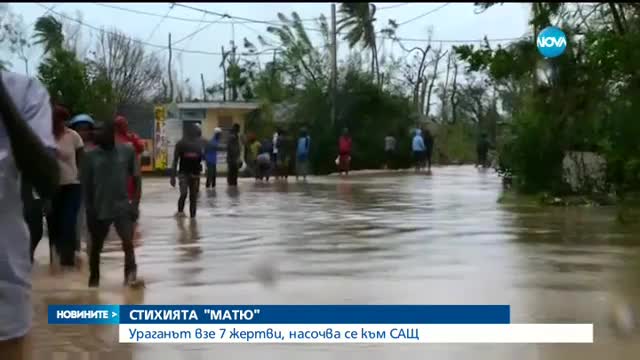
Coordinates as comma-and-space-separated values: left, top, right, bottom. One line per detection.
536, 26, 567, 58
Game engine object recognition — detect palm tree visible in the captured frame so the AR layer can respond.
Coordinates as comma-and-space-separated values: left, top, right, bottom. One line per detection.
338, 3, 380, 85
33, 16, 64, 55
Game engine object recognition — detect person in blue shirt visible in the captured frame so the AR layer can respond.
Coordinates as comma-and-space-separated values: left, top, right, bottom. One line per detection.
412, 128, 426, 172
296, 128, 311, 181
205, 128, 222, 188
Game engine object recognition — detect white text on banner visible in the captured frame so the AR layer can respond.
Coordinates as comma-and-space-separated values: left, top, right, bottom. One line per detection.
119, 324, 593, 344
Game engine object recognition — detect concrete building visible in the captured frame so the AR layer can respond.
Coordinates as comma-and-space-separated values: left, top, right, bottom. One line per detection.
157, 101, 260, 173
177, 101, 259, 140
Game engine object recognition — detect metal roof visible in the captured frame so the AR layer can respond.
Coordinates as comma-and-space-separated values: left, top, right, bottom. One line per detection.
177, 101, 260, 111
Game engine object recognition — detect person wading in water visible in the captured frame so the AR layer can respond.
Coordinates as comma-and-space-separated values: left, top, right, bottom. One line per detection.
227, 124, 242, 186
205, 127, 222, 189
338, 128, 352, 176
48, 105, 84, 270
171, 124, 204, 218
81, 120, 142, 288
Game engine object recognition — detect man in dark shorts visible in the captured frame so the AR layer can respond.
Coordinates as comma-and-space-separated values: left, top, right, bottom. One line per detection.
171, 124, 204, 218
81, 120, 141, 288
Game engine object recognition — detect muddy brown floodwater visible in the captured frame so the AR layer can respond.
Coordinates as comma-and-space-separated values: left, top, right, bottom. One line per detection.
30, 166, 640, 359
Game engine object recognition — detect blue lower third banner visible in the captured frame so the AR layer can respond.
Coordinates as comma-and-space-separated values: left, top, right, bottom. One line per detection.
48, 305, 509, 325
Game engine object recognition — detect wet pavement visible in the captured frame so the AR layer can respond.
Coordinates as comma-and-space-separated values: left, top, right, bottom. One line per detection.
30, 166, 640, 359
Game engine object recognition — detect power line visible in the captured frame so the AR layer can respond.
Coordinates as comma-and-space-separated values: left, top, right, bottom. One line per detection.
34, 3, 274, 57
92, 3, 318, 25
26, 4, 58, 28
184, 12, 210, 50
377, 3, 411, 11
172, 3, 322, 31
149, 16, 224, 57
386, 35, 530, 44
397, 3, 451, 26
145, 4, 174, 42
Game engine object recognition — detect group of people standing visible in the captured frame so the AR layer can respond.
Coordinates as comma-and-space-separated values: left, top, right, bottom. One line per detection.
171, 124, 317, 218
23, 106, 145, 289
245, 127, 314, 181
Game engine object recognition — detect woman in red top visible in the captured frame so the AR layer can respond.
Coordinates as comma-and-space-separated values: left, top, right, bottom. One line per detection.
114, 115, 144, 200
338, 127, 352, 176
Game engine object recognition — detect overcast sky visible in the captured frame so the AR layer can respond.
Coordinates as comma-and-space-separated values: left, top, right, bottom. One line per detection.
6, 2, 531, 95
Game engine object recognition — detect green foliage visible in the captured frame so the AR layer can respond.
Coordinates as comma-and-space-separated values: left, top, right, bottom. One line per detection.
33, 16, 63, 55
269, 68, 414, 175
456, 3, 640, 195
433, 123, 477, 164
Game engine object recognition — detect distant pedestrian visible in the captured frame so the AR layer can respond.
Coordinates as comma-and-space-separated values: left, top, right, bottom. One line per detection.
296, 128, 311, 181
276, 129, 292, 180
256, 139, 272, 182
384, 134, 396, 169
171, 124, 204, 218
272, 128, 280, 165
248, 135, 261, 176
205, 127, 222, 188
412, 129, 426, 172
476, 132, 490, 168
227, 124, 242, 186
81, 120, 141, 288
244, 133, 258, 176
422, 128, 434, 172
338, 127, 352, 176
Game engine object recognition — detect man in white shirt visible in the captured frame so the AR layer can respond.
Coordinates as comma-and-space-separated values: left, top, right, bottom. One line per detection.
0, 71, 59, 358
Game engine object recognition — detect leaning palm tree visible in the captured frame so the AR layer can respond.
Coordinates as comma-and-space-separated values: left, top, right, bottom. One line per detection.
338, 3, 379, 85
33, 15, 64, 55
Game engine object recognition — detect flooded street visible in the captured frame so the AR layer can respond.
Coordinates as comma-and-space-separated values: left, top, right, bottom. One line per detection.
31, 166, 640, 359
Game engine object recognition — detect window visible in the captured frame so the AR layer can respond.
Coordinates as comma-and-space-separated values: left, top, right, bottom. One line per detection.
179, 109, 206, 121
218, 115, 233, 129
218, 115, 234, 145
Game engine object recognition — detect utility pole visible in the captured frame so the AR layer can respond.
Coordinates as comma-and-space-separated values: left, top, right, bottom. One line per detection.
221, 46, 227, 102
330, 3, 338, 126
200, 73, 207, 102
168, 32, 174, 102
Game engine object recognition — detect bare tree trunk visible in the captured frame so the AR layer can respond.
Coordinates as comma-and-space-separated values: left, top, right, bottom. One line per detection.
609, 3, 626, 34
412, 46, 431, 112
373, 44, 381, 87
419, 76, 427, 116
200, 73, 207, 102
440, 53, 452, 122
22, 58, 29, 77
168, 33, 174, 102
425, 48, 447, 119
230, 42, 239, 101
450, 59, 459, 124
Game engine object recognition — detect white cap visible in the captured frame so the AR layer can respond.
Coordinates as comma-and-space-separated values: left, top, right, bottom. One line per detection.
214, 127, 222, 133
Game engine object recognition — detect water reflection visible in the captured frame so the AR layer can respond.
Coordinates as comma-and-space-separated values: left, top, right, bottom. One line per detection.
29, 167, 640, 358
